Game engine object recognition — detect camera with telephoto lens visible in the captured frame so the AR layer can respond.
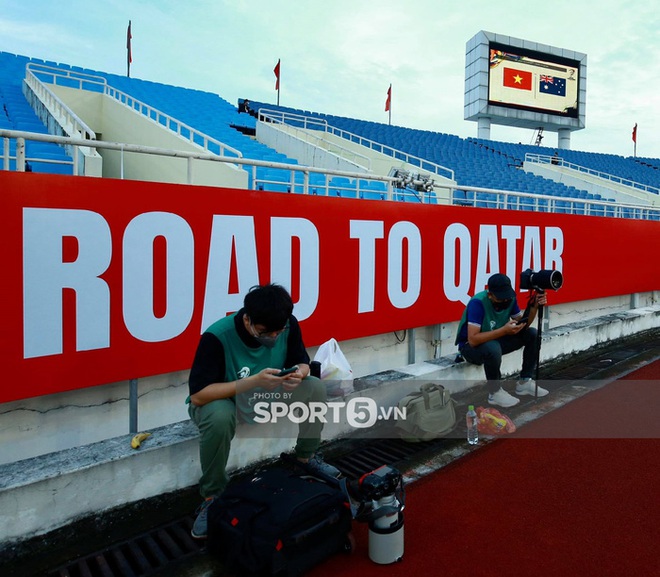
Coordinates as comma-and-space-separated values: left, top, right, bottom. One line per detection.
520, 268, 563, 291
358, 465, 402, 501
356, 465, 405, 565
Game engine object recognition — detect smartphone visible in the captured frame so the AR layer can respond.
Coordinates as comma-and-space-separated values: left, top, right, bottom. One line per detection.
276, 365, 299, 377
515, 317, 529, 326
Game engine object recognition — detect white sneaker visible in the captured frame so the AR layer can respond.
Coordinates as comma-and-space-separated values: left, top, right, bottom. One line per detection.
515, 379, 549, 397
488, 387, 520, 408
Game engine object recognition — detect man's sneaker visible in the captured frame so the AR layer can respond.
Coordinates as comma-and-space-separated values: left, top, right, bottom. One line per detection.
488, 387, 520, 408
304, 453, 341, 479
191, 496, 215, 539
516, 379, 549, 397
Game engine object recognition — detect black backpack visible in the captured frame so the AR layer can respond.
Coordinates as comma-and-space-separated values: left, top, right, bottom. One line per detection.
207, 468, 353, 576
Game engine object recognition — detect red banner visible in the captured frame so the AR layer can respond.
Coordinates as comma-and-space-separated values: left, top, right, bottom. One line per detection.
2, 172, 659, 403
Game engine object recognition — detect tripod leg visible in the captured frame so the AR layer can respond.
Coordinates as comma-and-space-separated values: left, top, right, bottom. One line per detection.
534, 303, 544, 395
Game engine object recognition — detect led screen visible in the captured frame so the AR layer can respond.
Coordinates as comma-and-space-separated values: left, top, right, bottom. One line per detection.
488, 42, 580, 118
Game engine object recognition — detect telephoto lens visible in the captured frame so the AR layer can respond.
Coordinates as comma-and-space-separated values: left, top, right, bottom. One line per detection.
520, 268, 563, 291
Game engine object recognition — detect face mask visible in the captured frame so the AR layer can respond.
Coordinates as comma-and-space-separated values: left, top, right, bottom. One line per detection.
492, 299, 512, 312
249, 322, 281, 348
255, 334, 279, 348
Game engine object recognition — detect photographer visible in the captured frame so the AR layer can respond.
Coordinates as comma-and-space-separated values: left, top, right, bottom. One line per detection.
455, 273, 549, 407
186, 283, 340, 539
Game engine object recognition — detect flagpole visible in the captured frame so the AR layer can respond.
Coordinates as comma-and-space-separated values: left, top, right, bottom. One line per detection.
274, 59, 281, 106
386, 84, 392, 126
389, 84, 392, 126
126, 20, 132, 78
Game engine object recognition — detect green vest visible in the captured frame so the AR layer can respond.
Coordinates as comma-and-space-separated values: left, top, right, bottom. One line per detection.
455, 291, 515, 345
205, 313, 289, 419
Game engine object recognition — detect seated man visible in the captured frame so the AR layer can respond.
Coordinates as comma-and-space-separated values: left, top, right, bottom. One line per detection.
187, 283, 339, 539
455, 273, 549, 408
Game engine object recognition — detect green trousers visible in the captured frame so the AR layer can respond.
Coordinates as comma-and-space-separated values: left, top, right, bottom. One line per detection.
188, 376, 327, 499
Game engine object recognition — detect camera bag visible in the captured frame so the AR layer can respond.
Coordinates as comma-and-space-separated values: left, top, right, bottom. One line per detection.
395, 382, 458, 442
207, 467, 353, 576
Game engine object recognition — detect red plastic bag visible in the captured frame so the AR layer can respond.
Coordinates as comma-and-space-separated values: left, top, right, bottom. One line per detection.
476, 407, 516, 435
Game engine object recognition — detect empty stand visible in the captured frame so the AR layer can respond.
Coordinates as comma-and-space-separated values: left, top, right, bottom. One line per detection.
248, 98, 659, 215
2, 50, 658, 219
0, 56, 73, 174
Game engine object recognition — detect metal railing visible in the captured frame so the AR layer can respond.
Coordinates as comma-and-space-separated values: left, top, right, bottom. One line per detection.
452, 184, 660, 219
257, 108, 455, 182
525, 152, 660, 196
25, 65, 97, 141
258, 109, 373, 171
26, 63, 243, 159
0, 128, 399, 196
325, 125, 455, 182
3, 129, 660, 220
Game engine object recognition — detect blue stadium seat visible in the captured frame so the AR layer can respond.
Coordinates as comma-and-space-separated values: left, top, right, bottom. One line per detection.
2, 50, 658, 219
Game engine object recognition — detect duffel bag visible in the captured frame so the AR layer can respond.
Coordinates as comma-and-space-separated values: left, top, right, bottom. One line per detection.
395, 382, 457, 442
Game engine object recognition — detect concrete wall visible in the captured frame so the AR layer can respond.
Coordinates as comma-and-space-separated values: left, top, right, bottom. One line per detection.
1, 292, 657, 468
2, 300, 659, 545
50, 85, 248, 188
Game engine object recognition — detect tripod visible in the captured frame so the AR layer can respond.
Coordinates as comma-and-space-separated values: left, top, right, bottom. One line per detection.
522, 289, 545, 398
532, 289, 545, 397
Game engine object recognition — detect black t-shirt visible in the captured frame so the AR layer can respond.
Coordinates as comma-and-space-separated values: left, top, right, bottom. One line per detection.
188, 309, 310, 396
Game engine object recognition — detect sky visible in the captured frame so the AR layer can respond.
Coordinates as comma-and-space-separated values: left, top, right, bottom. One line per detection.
1, 0, 658, 158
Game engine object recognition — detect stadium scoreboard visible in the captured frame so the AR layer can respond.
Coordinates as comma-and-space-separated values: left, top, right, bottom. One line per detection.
465, 31, 587, 138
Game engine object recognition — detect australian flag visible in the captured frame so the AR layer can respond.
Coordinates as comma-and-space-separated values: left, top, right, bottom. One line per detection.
540, 75, 566, 97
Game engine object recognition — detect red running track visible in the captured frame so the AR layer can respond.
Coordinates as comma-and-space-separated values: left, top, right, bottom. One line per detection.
311, 359, 660, 577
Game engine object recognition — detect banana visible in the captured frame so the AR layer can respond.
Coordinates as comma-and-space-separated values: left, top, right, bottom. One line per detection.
482, 413, 507, 430
130, 432, 152, 449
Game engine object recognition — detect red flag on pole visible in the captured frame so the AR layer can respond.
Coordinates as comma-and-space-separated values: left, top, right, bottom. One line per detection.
126, 20, 132, 77
274, 59, 281, 90
632, 123, 637, 143
385, 84, 392, 112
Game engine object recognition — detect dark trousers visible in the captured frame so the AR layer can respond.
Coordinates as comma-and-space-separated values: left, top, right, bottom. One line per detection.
461, 327, 539, 393
188, 376, 327, 498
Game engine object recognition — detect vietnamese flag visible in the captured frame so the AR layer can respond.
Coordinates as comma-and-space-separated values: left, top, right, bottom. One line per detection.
503, 67, 532, 90
274, 59, 281, 91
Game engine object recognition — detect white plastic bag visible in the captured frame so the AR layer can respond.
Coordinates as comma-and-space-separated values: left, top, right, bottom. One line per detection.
313, 338, 354, 396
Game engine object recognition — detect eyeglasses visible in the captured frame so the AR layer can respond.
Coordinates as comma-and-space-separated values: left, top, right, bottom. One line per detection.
251, 323, 289, 337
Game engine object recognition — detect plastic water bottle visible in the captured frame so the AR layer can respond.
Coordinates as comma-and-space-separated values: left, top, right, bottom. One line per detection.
466, 405, 479, 445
